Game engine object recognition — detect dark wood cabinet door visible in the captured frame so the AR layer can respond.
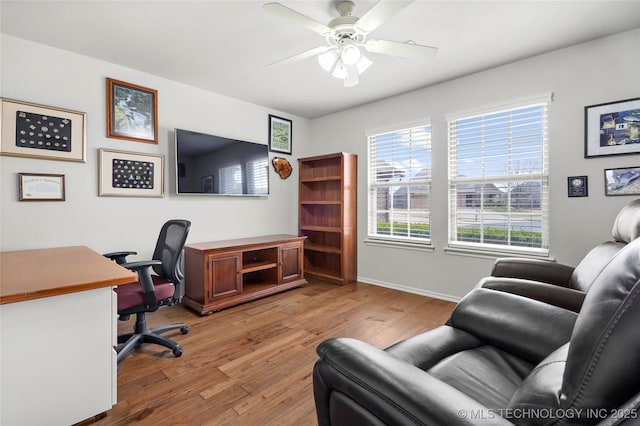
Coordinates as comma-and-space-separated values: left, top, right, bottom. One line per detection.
280, 243, 302, 283
208, 253, 241, 300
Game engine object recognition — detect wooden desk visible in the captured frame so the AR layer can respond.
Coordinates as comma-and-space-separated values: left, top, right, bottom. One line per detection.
0, 246, 136, 426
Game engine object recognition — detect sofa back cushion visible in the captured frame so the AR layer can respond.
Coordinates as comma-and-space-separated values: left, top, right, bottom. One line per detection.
562, 237, 640, 418
569, 240, 625, 291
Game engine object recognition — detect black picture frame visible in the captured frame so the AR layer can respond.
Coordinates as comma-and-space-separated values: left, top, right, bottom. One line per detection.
268, 114, 292, 155
604, 166, 640, 196
567, 175, 588, 197
584, 97, 640, 158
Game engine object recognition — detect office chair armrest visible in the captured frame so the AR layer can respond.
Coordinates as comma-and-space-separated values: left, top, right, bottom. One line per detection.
103, 250, 138, 265
121, 260, 163, 305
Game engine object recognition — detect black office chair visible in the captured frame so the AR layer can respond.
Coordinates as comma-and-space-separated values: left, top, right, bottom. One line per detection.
104, 219, 191, 363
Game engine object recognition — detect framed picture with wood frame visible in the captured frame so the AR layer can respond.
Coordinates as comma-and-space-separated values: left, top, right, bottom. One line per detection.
18, 173, 65, 201
99, 149, 164, 197
1, 98, 86, 162
106, 78, 158, 144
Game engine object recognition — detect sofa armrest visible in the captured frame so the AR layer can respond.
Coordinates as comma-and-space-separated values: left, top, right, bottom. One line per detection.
448, 288, 578, 364
477, 277, 586, 312
314, 337, 513, 426
491, 258, 574, 287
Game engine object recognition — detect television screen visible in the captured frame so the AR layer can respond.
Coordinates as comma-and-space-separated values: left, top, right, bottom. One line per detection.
175, 128, 269, 196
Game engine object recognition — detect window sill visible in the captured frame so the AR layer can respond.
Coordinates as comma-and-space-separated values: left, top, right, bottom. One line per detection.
364, 238, 435, 252
444, 245, 553, 261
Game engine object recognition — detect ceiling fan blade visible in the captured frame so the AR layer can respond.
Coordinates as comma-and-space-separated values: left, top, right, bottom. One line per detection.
356, 0, 414, 33
365, 39, 438, 59
267, 46, 330, 67
263, 3, 331, 35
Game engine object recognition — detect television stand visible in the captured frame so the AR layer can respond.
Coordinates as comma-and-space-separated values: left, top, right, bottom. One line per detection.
182, 234, 307, 315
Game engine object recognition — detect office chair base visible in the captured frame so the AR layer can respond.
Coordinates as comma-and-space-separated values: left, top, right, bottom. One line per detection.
117, 322, 189, 363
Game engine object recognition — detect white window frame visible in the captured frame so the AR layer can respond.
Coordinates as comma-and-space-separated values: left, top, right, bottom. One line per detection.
447, 94, 552, 257
366, 121, 433, 248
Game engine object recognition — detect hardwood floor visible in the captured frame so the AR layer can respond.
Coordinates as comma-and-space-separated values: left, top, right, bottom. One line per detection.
95, 279, 455, 425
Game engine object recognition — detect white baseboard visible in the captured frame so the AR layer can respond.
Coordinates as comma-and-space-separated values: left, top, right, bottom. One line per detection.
357, 276, 462, 303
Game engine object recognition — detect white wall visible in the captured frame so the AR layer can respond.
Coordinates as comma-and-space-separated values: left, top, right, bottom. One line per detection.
0, 35, 307, 259
304, 29, 640, 300
2, 30, 639, 300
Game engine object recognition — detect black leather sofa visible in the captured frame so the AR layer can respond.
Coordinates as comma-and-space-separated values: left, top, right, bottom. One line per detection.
477, 199, 640, 312
313, 237, 640, 425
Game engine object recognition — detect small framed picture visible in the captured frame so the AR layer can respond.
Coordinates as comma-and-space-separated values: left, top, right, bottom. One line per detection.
18, 173, 65, 201
268, 114, 292, 155
604, 166, 640, 196
1, 98, 86, 162
585, 97, 640, 158
567, 176, 588, 197
99, 149, 164, 197
106, 78, 158, 144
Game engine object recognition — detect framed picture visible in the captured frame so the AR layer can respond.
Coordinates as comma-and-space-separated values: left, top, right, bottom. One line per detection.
585, 97, 640, 158
268, 114, 292, 155
106, 78, 158, 144
604, 166, 640, 196
567, 175, 588, 197
18, 173, 65, 201
99, 149, 164, 197
1, 98, 86, 162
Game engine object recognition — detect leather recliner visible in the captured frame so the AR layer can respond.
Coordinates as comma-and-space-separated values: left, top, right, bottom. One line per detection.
313, 237, 640, 425
477, 198, 640, 312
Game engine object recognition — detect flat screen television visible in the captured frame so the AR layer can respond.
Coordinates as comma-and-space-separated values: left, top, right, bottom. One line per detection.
175, 128, 269, 196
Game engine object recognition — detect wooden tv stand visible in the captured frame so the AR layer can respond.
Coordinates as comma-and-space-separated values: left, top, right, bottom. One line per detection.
182, 234, 307, 315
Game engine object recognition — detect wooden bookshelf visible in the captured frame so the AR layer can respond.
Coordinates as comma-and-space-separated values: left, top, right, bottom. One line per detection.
298, 153, 357, 285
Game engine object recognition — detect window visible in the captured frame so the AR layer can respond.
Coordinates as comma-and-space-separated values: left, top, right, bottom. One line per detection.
447, 96, 550, 254
368, 123, 432, 243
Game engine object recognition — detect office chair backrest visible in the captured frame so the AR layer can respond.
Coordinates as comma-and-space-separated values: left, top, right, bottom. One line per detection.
151, 219, 191, 288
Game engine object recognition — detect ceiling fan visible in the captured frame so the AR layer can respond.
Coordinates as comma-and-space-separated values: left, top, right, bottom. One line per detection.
263, 0, 438, 87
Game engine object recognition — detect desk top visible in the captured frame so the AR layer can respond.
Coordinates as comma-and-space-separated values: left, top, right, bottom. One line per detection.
0, 245, 136, 305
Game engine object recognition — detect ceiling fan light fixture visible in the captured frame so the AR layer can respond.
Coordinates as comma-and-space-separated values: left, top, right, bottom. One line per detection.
356, 54, 372, 74
340, 44, 361, 65
343, 64, 360, 87
331, 60, 346, 79
318, 49, 339, 72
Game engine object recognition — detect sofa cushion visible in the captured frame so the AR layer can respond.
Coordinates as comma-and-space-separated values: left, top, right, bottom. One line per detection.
428, 345, 533, 411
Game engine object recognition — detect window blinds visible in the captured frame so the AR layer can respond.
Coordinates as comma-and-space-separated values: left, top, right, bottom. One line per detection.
368, 124, 432, 241
448, 100, 549, 253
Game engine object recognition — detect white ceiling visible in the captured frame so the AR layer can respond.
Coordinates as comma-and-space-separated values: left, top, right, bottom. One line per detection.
2, 1, 640, 119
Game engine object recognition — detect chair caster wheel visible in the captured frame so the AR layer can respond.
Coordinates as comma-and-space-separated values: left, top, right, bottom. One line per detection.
173, 346, 183, 357
180, 326, 189, 334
